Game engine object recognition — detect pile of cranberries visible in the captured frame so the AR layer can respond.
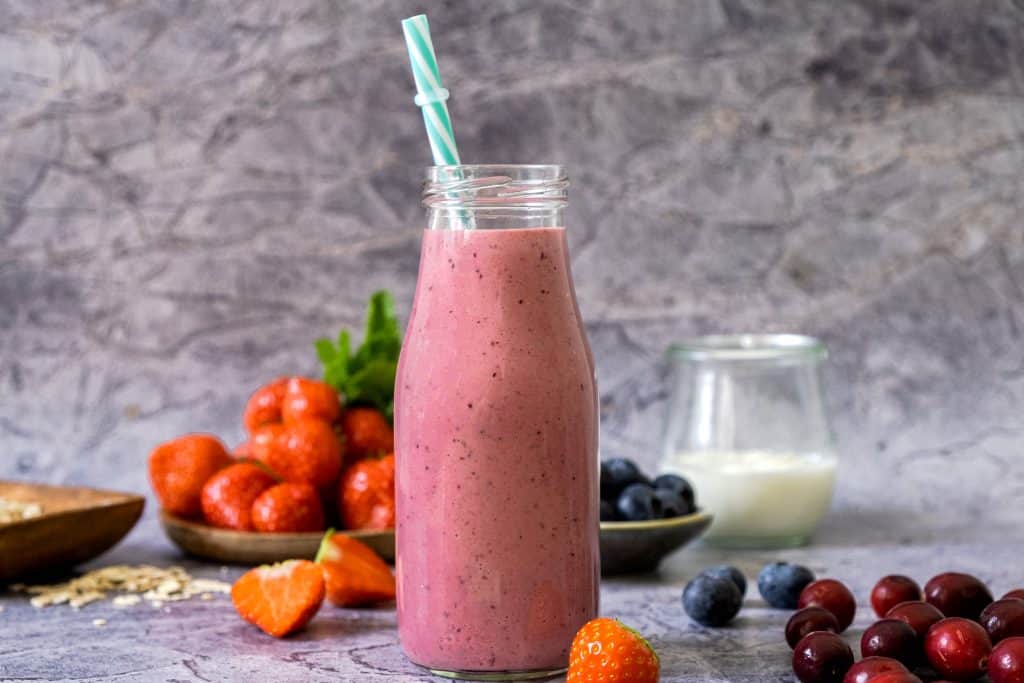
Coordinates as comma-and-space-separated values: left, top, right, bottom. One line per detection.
784, 572, 1024, 682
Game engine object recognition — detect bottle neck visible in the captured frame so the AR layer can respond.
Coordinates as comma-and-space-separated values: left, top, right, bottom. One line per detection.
422, 164, 568, 230
426, 206, 564, 230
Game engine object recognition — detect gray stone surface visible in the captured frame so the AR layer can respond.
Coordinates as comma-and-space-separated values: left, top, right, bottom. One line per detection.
1, 0, 1023, 680
2, 523, 1023, 682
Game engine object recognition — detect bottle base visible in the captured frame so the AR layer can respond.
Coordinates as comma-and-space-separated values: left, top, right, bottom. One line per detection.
421, 664, 568, 681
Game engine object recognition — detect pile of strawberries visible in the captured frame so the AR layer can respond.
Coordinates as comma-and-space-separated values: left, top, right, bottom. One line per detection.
148, 376, 395, 534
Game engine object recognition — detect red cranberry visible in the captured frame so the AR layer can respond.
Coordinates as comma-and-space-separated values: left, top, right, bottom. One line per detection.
989, 636, 1024, 683
886, 600, 945, 640
1005, 589, 1024, 602
799, 579, 857, 632
842, 656, 908, 683
866, 674, 922, 683
924, 572, 993, 621
861, 618, 920, 667
793, 631, 854, 683
983, 599, 1024, 644
787, 607, 841, 648
924, 617, 992, 680
872, 575, 923, 618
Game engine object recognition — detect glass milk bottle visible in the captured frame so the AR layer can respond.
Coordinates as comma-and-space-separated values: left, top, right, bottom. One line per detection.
659, 334, 838, 548
394, 165, 599, 680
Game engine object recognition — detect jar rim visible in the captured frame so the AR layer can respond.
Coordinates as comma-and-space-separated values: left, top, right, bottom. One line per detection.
426, 164, 566, 178
668, 334, 827, 361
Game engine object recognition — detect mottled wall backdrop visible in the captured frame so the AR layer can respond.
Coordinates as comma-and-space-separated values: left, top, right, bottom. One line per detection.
2, 1, 1023, 540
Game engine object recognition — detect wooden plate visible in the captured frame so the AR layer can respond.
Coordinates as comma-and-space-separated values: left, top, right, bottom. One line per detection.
600, 509, 713, 575
0, 480, 145, 582
159, 511, 395, 565
160, 510, 707, 574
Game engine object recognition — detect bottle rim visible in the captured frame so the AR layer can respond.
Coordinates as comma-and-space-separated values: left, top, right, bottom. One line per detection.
423, 164, 568, 209
668, 334, 827, 362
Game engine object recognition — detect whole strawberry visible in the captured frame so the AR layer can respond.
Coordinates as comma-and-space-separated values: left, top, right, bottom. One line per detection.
201, 462, 277, 531
338, 453, 395, 530
252, 419, 342, 489
251, 483, 325, 533
243, 377, 288, 434
281, 377, 341, 425
149, 434, 232, 518
567, 617, 659, 683
341, 407, 394, 459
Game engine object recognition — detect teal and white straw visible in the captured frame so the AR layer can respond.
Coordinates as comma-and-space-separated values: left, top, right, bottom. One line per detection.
402, 14, 461, 166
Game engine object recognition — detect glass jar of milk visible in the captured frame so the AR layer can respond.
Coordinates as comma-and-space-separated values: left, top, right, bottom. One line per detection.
659, 334, 837, 548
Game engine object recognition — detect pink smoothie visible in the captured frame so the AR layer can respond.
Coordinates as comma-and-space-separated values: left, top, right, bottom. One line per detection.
395, 226, 599, 674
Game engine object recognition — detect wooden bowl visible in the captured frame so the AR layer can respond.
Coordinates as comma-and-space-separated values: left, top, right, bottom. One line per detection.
159, 511, 395, 565
599, 509, 713, 575
0, 480, 145, 582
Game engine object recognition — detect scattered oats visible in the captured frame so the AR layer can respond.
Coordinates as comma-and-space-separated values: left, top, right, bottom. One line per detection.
92, 618, 107, 627
0, 497, 43, 524
112, 595, 141, 608
14, 565, 232, 611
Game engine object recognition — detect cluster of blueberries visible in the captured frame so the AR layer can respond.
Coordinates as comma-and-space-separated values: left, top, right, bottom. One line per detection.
683, 561, 816, 627
600, 457, 697, 522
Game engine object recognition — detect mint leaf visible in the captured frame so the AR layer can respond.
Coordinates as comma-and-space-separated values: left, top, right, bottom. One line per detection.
316, 291, 401, 420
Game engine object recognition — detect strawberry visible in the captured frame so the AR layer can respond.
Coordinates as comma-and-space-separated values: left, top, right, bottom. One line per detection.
281, 377, 341, 425
148, 434, 232, 518
251, 483, 325, 533
251, 419, 342, 489
340, 407, 394, 459
338, 453, 395, 530
233, 441, 253, 459
200, 462, 277, 531
231, 559, 325, 637
567, 617, 660, 683
315, 531, 396, 607
250, 422, 286, 462
243, 377, 288, 434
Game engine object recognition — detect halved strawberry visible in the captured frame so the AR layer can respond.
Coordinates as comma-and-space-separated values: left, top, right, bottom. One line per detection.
231, 559, 325, 637
315, 530, 396, 607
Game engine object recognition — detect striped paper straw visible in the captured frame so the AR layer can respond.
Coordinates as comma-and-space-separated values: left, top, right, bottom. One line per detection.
402, 14, 461, 166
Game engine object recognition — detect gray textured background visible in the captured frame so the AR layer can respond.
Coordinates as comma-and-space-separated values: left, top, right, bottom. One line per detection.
2, 0, 1023, 542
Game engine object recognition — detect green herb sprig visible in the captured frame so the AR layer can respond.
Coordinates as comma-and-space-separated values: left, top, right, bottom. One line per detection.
315, 291, 401, 420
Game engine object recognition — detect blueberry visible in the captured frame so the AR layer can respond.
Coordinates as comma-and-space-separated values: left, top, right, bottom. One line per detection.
652, 473, 695, 507
601, 458, 647, 500
683, 574, 743, 627
599, 499, 616, 522
615, 483, 656, 521
652, 489, 690, 518
700, 565, 747, 598
757, 562, 816, 609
